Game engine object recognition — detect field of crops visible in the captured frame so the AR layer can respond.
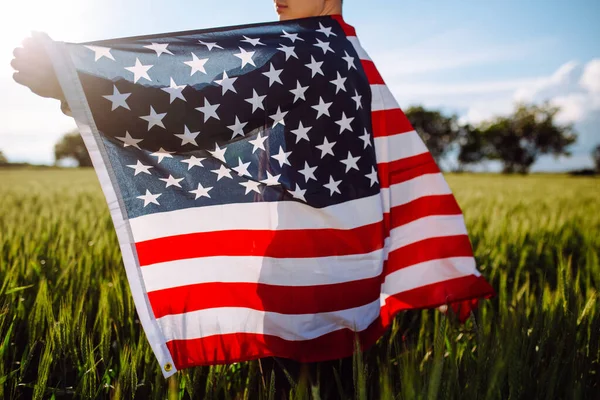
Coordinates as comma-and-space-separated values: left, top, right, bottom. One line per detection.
0, 168, 598, 399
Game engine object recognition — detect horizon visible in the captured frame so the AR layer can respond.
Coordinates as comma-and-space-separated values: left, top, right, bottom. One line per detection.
1, 0, 598, 172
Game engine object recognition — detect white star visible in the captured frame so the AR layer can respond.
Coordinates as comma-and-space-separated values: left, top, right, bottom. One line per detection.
271, 146, 292, 167
359, 129, 372, 149
139, 106, 166, 130
174, 126, 200, 147
184, 53, 209, 75
316, 23, 337, 38
241, 36, 265, 46
270, 107, 288, 127
127, 160, 153, 176
211, 164, 233, 181
124, 58, 153, 83
281, 29, 304, 43
137, 190, 161, 207
85, 45, 115, 61
263, 63, 283, 86
290, 121, 311, 143
324, 176, 342, 196
260, 171, 281, 186
159, 175, 184, 188
335, 112, 355, 134
189, 183, 213, 200
342, 51, 357, 70
305, 56, 324, 78
214, 71, 238, 95
151, 147, 174, 163
249, 132, 268, 153
161, 78, 186, 103
312, 97, 332, 119
316, 137, 336, 158
232, 158, 252, 177
340, 152, 361, 172
329, 72, 347, 94
208, 144, 227, 163
198, 39, 223, 51
181, 155, 205, 170
277, 44, 298, 61
289, 185, 307, 202
289, 81, 309, 103
245, 89, 266, 113
227, 116, 248, 139
365, 167, 379, 187
313, 39, 333, 54
102, 85, 131, 111
116, 131, 143, 149
298, 162, 317, 182
239, 180, 262, 195
234, 47, 256, 68
352, 89, 363, 110
196, 99, 220, 122
144, 42, 173, 57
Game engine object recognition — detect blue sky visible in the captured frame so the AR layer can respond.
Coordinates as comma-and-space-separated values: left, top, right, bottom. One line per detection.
1, 0, 598, 171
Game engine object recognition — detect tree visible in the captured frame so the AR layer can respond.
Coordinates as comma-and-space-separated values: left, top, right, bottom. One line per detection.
54, 130, 92, 167
0, 150, 7, 165
465, 102, 577, 174
594, 145, 600, 172
404, 106, 462, 166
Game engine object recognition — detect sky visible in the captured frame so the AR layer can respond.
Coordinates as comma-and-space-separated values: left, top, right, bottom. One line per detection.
1, 0, 598, 171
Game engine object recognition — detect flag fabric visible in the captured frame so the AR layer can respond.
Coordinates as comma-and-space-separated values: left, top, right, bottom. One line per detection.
43, 14, 495, 378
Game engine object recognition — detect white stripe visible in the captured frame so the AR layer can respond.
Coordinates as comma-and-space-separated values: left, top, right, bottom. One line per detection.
381, 257, 480, 299
347, 36, 371, 61
370, 84, 399, 111
157, 299, 381, 341
374, 130, 428, 164
142, 249, 385, 292
380, 173, 453, 214
388, 214, 468, 252
130, 193, 383, 242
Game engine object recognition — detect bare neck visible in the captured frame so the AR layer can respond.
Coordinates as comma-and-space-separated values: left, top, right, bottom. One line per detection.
320, 2, 343, 17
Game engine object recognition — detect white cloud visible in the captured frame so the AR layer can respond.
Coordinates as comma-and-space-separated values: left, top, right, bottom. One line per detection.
580, 59, 600, 93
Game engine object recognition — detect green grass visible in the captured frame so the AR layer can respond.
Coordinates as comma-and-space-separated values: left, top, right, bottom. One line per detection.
1, 169, 598, 399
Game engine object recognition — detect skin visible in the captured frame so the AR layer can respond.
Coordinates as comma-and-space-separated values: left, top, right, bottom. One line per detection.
274, 0, 342, 21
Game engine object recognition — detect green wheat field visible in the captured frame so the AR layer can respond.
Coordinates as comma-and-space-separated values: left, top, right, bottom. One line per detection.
0, 169, 598, 399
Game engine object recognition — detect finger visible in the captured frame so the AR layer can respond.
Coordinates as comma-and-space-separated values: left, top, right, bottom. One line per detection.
21, 36, 35, 49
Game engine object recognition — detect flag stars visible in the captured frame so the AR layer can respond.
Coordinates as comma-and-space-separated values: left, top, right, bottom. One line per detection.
335, 112, 355, 134
233, 158, 252, 177
215, 71, 238, 95
125, 58, 153, 83
298, 162, 318, 182
127, 160, 153, 176
260, 171, 281, 186
181, 155, 205, 170
196, 99, 220, 122
239, 180, 262, 195
289, 81, 309, 103
139, 106, 167, 130
277, 44, 298, 61
162, 78, 186, 103
137, 190, 161, 207
316, 137, 336, 158
116, 132, 143, 149
281, 29, 304, 43
249, 132, 268, 153
160, 175, 184, 188
227, 116, 248, 139
324, 176, 342, 196
365, 167, 379, 187
245, 90, 266, 113
291, 121, 311, 143
189, 183, 213, 200
289, 185, 307, 202
184, 53, 209, 75
198, 39, 223, 51
234, 47, 256, 68
351, 89, 363, 110
144, 42, 173, 57
305, 56, 324, 78
263, 63, 283, 86
270, 107, 288, 127
85, 45, 115, 61
175, 126, 200, 147
103, 85, 131, 111
359, 129, 372, 149
316, 23, 337, 38
209, 144, 227, 163
340, 152, 361, 173
329, 72, 347, 94
271, 146, 292, 167
151, 148, 174, 163
312, 97, 333, 119
313, 39, 334, 54
342, 51, 357, 70
211, 165, 233, 181
241, 36, 265, 46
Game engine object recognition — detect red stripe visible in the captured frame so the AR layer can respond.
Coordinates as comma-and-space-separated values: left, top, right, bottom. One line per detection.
330, 15, 356, 36
377, 152, 439, 188
380, 275, 495, 326
361, 60, 384, 84
136, 221, 385, 266
372, 108, 414, 138
384, 235, 474, 277
148, 276, 381, 319
167, 319, 385, 369
389, 194, 463, 230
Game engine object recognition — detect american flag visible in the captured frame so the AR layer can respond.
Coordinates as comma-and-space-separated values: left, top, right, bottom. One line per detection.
44, 15, 495, 377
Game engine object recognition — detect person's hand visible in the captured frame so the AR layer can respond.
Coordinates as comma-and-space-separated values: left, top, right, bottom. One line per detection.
11, 36, 65, 101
